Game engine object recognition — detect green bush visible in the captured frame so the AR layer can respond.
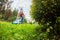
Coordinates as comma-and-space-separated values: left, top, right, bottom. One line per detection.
31, 0, 60, 40
0, 22, 37, 40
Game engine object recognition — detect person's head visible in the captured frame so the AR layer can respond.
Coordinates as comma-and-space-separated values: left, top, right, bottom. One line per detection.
20, 8, 23, 13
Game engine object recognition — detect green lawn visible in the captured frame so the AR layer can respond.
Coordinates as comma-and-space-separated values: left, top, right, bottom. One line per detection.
0, 22, 37, 40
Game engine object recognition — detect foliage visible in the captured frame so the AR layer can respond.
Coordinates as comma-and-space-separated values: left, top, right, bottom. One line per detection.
11, 9, 18, 21
0, 0, 5, 20
31, 0, 60, 40
4, 9, 12, 21
23, 18, 27, 23
0, 0, 13, 21
0, 22, 37, 40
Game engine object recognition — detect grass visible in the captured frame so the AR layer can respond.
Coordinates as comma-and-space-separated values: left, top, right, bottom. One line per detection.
0, 22, 37, 40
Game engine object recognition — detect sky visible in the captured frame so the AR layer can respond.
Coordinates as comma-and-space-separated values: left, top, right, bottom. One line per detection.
11, 0, 32, 20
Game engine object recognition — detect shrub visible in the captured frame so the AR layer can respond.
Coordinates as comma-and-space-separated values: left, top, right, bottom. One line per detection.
31, 0, 60, 40
0, 22, 37, 40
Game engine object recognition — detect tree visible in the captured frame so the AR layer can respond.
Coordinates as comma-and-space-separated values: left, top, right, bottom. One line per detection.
31, 0, 60, 40
4, 9, 12, 21
4, 0, 13, 20
11, 9, 18, 21
0, 0, 5, 20
0, 0, 13, 21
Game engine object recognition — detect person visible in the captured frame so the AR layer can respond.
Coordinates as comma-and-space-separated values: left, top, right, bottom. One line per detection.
19, 8, 25, 23
13, 8, 25, 24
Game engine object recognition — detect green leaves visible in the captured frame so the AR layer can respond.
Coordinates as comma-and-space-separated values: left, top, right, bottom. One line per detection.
0, 22, 37, 40
31, 0, 60, 40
